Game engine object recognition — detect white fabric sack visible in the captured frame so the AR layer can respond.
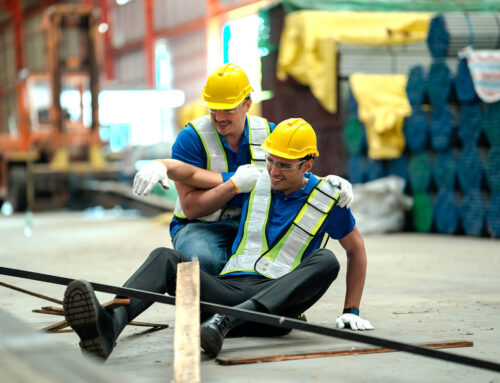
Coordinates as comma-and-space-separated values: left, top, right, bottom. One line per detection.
350, 176, 412, 235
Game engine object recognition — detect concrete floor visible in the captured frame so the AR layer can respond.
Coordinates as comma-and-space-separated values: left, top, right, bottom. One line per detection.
1, 210, 499, 382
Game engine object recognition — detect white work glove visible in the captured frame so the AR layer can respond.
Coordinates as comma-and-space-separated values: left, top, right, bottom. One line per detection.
326, 175, 353, 209
229, 164, 261, 194
336, 313, 374, 331
133, 160, 170, 196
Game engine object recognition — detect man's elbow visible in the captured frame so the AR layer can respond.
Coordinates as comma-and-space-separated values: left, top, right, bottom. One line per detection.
182, 206, 199, 220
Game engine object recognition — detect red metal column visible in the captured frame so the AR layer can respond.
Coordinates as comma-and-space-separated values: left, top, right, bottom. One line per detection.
100, 0, 114, 80
12, 0, 29, 150
144, 0, 155, 87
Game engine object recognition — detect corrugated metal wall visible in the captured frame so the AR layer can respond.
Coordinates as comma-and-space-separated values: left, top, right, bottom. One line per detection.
0, 25, 15, 89
166, 29, 207, 103
219, 0, 253, 6
111, 0, 145, 48
154, 0, 206, 29
111, 0, 146, 84
0, 24, 16, 136
23, 12, 45, 72
114, 49, 147, 84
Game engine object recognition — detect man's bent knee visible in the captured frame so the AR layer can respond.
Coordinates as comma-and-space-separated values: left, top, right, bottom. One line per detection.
313, 249, 340, 282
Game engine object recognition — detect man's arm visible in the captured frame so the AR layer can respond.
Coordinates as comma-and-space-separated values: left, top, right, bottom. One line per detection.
338, 225, 367, 309
175, 181, 236, 220
133, 159, 223, 196
157, 159, 222, 188
176, 164, 260, 219
337, 225, 374, 331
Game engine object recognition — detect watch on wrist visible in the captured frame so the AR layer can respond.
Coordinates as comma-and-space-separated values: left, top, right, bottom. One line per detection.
343, 307, 359, 316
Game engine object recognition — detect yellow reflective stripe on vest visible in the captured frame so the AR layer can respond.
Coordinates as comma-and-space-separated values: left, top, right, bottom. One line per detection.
248, 116, 270, 172
255, 180, 340, 278
221, 174, 340, 278
191, 115, 228, 172
174, 115, 228, 221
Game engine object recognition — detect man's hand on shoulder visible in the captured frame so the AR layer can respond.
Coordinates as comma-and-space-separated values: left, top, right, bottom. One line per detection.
229, 164, 261, 194
133, 160, 170, 196
326, 175, 353, 209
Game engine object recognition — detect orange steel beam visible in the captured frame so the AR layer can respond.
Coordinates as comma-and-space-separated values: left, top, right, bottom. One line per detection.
12, 0, 29, 151
144, 0, 154, 87
100, 0, 114, 80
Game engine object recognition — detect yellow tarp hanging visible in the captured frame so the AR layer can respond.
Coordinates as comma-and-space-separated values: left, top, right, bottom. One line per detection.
349, 73, 411, 159
277, 11, 431, 113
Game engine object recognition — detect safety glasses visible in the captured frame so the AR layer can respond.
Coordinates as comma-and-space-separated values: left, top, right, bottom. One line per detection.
209, 98, 248, 115
265, 155, 305, 171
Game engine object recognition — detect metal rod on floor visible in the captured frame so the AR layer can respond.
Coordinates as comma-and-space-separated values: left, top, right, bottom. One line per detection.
1, 266, 499, 373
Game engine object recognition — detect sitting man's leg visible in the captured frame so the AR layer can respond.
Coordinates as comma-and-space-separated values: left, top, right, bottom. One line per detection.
200, 249, 340, 356
172, 219, 239, 275
63, 247, 186, 360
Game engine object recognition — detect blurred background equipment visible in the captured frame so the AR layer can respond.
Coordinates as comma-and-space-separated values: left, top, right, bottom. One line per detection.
0, 0, 499, 238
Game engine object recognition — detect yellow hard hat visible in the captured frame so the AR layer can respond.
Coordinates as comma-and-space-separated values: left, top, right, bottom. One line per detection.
201, 63, 253, 109
261, 118, 319, 159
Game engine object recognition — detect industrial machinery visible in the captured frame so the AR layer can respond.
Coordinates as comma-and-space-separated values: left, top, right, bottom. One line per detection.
0, 5, 114, 212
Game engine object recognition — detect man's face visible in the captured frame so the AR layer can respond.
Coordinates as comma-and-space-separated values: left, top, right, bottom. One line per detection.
266, 154, 313, 195
209, 98, 251, 138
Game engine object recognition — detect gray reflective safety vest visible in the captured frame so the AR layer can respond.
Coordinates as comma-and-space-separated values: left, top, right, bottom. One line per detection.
220, 172, 341, 278
174, 114, 270, 222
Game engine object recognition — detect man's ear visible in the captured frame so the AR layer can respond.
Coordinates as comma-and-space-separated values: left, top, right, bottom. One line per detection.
303, 159, 314, 173
244, 98, 252, 112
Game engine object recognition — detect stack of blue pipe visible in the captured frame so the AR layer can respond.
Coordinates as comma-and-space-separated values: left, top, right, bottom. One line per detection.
487, 193, 500, 237
483, 105, 500, 237
344, 13, 500, 237
458, 102, 482, 145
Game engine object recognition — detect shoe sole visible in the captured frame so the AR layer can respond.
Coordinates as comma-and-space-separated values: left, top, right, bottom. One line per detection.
200, 326, 222, 356
63, 280, 112, 360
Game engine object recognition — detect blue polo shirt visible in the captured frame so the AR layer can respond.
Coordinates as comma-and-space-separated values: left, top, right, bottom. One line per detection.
170, 116, 276, 237
231, 173, 355, 262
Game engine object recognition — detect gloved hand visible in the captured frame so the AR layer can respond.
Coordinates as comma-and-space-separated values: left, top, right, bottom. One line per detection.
336, 313, 374, 331
229, 164, 260, 193
326, 175, 353, 209
133, 160, 170, 196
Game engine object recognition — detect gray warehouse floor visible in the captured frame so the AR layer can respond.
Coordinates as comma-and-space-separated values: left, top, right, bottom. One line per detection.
1, 210, 499, 382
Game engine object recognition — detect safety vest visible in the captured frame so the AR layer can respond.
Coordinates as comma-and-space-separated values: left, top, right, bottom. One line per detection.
174, 115, 270, 222
220, 172, 341, 278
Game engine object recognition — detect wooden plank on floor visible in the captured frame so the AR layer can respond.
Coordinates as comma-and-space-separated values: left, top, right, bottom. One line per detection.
174, 260, 200, 383
216, 339, 473, 365
0, 281, 62, 305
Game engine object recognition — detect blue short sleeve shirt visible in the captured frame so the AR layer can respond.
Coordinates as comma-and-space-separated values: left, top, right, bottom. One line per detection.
170, 116, 276, 237
231, 173, 356, 258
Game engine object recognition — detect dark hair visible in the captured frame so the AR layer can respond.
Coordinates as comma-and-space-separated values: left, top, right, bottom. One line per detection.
301, 154, 315, 162
298, 154, 315, 169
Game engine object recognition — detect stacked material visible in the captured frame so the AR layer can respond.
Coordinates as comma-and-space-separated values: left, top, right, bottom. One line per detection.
403, 107, 429, 151
458, 102, 483, 144
434, 189, 460, 234
429, 105, 454, 150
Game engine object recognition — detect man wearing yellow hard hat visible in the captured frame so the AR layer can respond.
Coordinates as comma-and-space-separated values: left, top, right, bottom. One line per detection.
133, 63, 353, 275
64, 117, 371, 360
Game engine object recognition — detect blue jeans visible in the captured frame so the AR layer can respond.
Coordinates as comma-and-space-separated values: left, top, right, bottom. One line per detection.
172, 219, 239, 275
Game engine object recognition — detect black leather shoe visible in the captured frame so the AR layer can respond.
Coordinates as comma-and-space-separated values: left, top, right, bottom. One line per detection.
63, 280, 116, 360
200, 314, 234, 356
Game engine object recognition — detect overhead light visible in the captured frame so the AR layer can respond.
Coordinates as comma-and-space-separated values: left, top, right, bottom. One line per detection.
98, 23, 109, 34
115, 0, 132, 5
